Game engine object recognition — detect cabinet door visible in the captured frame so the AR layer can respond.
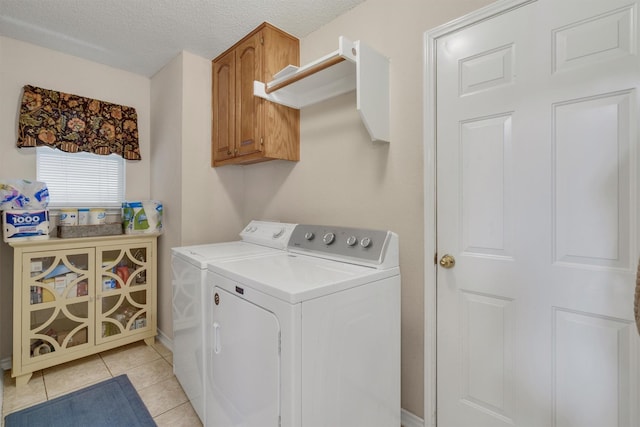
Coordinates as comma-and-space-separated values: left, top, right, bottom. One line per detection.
22, 249, 93, 365
96, 243, 151, 343
212, 49, 236, 163
262, 25, 301, 161
235, 31, 263, 157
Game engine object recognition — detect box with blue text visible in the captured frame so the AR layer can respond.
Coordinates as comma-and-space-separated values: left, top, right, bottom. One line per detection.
3, 209, 50, 242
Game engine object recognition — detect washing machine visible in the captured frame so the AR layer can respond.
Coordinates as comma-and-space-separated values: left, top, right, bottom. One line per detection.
206, 224, 401, 427
171, 220, 297, 423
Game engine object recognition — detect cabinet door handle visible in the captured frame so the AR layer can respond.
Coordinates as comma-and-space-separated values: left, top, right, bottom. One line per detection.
213, 322, 221, 354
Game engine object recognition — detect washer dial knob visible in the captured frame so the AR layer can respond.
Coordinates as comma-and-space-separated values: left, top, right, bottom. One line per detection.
304, 232, 315, 240
360, 237, 372, 248
273, 227, 284, 238
346, 236, 358, 246
322, 232, 336, 245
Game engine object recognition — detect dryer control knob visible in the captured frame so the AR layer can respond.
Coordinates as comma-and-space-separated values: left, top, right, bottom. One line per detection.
346, 236, 358, 246
273, 228, 285, 238
304, 232, 315, 240
322, 232, 335, 245
360, 237, 372, 248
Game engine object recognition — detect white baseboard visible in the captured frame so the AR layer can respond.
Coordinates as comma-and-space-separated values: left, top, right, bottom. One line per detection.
155, 328, 173, 352
0, 356, 11, 371
401, 408, 425, 427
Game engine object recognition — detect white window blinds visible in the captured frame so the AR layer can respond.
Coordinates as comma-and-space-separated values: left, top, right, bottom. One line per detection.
36, 146, 125, 207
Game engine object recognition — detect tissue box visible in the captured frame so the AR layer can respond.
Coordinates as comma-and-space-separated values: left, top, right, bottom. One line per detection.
122, 201, 162, 234
3, 209, 50, 242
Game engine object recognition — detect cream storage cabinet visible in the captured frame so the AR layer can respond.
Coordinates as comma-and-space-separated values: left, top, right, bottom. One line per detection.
10, 234, 158, 387
212, 22, 300, 167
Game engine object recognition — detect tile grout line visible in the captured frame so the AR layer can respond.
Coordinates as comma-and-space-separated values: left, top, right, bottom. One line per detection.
4, 340, 180, 423
98, 352, 117, 379
42, 369, 50, 401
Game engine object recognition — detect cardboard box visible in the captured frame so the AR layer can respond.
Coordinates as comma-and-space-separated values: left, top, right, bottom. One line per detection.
76, 281, 88, 297
42, 288, 55, 303
57, 328, 88, 348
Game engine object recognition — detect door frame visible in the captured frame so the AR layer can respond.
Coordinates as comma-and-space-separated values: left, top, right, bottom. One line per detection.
422, 1, 536, 425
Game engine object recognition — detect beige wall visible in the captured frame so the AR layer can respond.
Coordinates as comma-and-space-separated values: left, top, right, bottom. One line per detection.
0, 36, 151, 364
242, 0, 494, 417
150, 53, 184, 342
179, 52, 245, 247
150, 51, 244, 339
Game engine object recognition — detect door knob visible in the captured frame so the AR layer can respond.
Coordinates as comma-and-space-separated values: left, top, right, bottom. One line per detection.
439, 254, 456, 269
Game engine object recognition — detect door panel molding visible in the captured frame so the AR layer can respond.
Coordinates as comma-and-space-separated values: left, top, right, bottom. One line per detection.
552, 5, 635, 73
552, 90, 634, 270
460, 113, 514, 259
552, 307, 636, 427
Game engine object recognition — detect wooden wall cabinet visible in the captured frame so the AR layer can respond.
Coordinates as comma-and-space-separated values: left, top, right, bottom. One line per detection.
212, 22, 300, 167
9, 234, 158, 387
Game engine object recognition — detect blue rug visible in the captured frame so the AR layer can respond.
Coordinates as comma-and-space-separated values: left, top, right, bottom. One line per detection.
4, 374, 156, 427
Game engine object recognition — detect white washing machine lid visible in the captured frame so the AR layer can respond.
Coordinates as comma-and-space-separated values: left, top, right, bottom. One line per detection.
208, 252, 399, 303
172, 241, 282, 269
171, 220, 297, 269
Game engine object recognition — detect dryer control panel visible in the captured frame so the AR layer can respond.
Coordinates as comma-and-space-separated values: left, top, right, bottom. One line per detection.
240, 220, 297, 249
288, 224, 399, 268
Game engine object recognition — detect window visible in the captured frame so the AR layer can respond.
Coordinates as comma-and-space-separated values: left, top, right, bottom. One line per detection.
36, 146, 125, 208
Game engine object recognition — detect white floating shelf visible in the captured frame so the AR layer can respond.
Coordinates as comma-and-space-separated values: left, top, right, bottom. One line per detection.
254, 36, 390, 143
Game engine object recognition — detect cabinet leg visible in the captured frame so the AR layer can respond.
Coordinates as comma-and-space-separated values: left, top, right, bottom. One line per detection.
143, 336, 155, 346
15, 373, 33, 388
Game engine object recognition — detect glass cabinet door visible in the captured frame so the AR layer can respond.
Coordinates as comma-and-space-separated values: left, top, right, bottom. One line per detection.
97, 243, 151, 343
22, 249, 93, 364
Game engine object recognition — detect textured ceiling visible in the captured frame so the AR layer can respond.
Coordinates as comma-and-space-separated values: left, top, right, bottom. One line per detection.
0, 0, 365, 77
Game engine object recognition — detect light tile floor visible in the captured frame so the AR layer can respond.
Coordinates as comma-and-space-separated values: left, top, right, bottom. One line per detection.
1, 339, 202, 427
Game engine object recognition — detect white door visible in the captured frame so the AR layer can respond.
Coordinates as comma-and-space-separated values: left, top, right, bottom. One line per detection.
209, 287, 280, 427
436, 0, 640, 426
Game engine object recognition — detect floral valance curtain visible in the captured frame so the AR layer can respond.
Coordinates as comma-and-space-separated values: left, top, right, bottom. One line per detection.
17, 85, 141, 160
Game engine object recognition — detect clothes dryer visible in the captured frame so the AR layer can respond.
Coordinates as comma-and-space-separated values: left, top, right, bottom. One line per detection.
171, 220, 296, 423
206, 224, 400, 427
